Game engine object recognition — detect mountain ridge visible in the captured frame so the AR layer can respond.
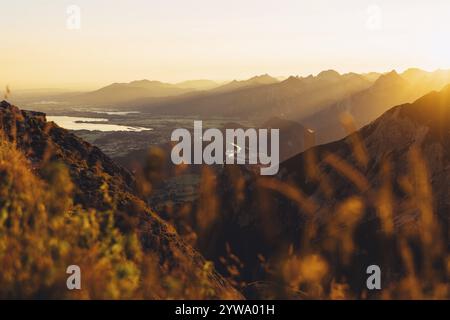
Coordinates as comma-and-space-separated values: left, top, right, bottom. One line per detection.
199, 86, 450, 297
0, 100, 242, 299
139, 71, 372, 120
301, 69, 450, 145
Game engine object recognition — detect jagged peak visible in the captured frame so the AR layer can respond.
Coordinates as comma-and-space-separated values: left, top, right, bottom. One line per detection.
248, 74, 278, 83
378, 69, 400, 78
282, 75, 302, 84
372, 70, 406, 87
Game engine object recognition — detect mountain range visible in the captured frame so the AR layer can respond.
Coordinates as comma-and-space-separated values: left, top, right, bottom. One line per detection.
136, 70, 372, 120
60, 74, 279, 107
67, 80, 194, 105
1, 67, 449, 299
303, 69, 450, 144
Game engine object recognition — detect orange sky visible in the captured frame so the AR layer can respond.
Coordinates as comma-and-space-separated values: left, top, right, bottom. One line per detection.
1, 0, 450, 90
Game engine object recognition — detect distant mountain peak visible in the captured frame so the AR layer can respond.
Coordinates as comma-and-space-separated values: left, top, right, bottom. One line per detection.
282, 75, 303, 85
317, 69, 341, 79
372, 70, 407, 87
386, 69, 399, 75
250, 73, 273, 79
212, 74, 278, 93
73, 78, 194, 105
403, 67, 425, 74
380, 69, 400, 78
129, 79, 158, 85
248, 74, 279, 83
401, 68, 430, 82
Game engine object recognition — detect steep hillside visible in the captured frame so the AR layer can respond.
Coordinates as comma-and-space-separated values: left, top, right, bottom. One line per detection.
199, 86, 450, 298
0, 100, 242, 299
303, 69, 450, 144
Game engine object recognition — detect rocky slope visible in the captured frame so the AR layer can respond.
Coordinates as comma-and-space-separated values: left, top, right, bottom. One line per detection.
0, 100, 242, 299
204, 86, 450, 297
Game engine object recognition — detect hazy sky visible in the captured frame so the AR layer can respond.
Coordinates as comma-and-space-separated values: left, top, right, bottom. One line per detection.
1, 0, 450, 90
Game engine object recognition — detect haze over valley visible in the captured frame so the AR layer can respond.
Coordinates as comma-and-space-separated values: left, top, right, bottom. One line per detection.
1, 0, 449, 300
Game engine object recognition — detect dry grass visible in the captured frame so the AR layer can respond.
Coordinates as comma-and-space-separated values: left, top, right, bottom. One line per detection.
151, 117, 449, 300
0, 139, 230, 299
0, 105, 447, 299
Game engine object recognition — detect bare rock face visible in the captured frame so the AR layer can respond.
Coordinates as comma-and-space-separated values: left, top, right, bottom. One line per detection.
0, 100, 242, 299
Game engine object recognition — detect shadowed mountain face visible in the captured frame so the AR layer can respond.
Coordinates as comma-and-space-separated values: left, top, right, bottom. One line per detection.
0, 100, 242, 299
139, 71, 372, 120
302, 69, 450, 145
262, 117, 315, 162
199, 86, 450, 298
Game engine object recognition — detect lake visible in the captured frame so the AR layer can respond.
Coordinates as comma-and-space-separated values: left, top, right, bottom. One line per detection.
92, 111, 141, 115
47, 116, 152, 132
